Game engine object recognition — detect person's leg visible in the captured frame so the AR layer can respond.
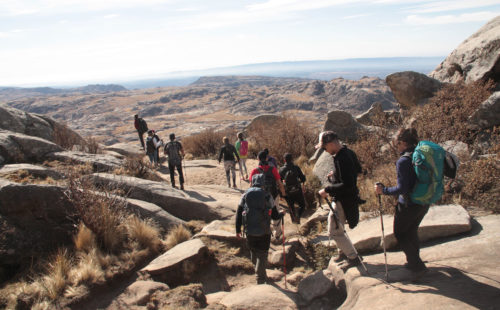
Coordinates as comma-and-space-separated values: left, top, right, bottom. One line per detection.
176, 163, 184, 186
253, 234, 271, 283
147, 153, 154, 166
394, 203, 427, 271
230, 161, 236, 187
328, 201, 357, 259
296, 191, 306, 218
241, 158, 248, 178
137, 130, 145, 149
168, 161, 176, 187
223, 161, 231, 187
285, 195, 297, 222
153, 149, 159, 166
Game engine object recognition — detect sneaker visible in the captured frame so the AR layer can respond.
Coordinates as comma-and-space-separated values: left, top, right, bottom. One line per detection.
334, 252, 348, 263
340, 256, 361, 269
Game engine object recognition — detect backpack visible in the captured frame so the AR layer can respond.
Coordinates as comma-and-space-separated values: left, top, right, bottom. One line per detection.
443, 151, 459, 179
139, 118, 148, 132
404, 141, 445, 205
165, 141, 182, 164
146, 137, 156, 154
283, 166, 301, 193
239, 140, 248, 157
242, 186, 272, 236
257, 166, 278, 197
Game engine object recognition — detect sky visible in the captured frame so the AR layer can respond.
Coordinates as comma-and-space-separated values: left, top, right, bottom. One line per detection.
0, 0, 499, 87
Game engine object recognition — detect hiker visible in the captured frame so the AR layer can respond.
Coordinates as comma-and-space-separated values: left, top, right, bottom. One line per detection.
164, 133, 185, 190
263, 148, 278, 168
249, 151, 286, 241
145, 130, 161, 168
235, 174, 274, 284
374, 128, 429, 280
134, 114, 148, 150
235, 132, 249, 180
279, 153, 306, 224
317, 131, 362, 269
218, 137, 240, 188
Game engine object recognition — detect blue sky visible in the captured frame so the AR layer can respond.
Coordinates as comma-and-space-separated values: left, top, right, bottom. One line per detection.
1, 0, 499, 86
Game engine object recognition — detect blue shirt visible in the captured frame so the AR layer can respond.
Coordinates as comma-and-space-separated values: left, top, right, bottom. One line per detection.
383, 147, 417, 205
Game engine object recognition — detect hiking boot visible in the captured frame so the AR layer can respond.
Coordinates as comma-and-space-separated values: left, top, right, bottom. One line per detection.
233, 184, 237, 188
180, 184, 184, 190
410, 267, 429, 282
334, 252, 348, 263
340, 256, 361, 269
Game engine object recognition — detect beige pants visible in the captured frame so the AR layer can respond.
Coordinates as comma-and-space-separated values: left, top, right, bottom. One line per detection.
327, 201, 357, 259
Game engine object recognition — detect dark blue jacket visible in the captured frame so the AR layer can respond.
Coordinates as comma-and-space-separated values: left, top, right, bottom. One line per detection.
383, 147, 417, 205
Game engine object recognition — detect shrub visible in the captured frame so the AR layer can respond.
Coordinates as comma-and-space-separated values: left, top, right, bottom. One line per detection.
164, 225, 192, 250
52, 122, 83, 150
183, 128, 237, 158
113, 155, 163, 181
460, 156, 500, 212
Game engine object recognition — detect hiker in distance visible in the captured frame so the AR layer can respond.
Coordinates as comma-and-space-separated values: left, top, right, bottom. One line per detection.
164, 133, 185, 190
374, 128, 430, 280
235, 174, 274, 284
317, 131, 363, 269
134, 114, 148, 150
218, 137, 240, 188
235, 132, 249, 181
145, 130, 162, 168
279, 153, 306, 224
263, 148, 278, 168
249, 151, 286, 241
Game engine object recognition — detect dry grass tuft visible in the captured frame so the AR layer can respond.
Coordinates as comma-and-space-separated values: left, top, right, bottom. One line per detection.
164, 225, 192, 250
113, 154, 163, 181
40, 249, 72, 301
124, 216, 163, 253
73, 223, 97, 253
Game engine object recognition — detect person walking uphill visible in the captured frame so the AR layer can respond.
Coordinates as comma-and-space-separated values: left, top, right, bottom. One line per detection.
218, 137, 240, 188
145, 130, 161, 168
317, 131, 362, 269
235, 174, 274, 284
279, 153, 306, 224
164, 133, 185, 190
375, 128, 430, 281
235, 132, 249, 181
134, 114, 148, 150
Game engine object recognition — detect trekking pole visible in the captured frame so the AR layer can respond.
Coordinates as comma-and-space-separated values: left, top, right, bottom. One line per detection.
324, 196, 369, 275
376, 183, 389, 281
281, 216, 287, 288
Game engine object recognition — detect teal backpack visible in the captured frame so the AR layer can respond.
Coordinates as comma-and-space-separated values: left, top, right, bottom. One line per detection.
404, 141, 445, 205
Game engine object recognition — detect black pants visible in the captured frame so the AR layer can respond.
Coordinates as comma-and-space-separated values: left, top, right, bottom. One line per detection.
394, 202, 430, 271
285, 190, 305, 220
168, 161, 184, 186
137, 130, 145, 149
247, 234, 271, 283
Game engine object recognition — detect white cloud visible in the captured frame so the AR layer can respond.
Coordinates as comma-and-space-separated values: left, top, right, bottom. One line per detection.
103, 14, 119, 19
407, 0, 500, 14
406, 11, 499, 25
247, 0, 354, 12
342, 13, 373, 19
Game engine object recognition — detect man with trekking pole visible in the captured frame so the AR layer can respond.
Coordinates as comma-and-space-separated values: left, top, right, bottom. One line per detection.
316, 131, 363, 269
164, 133, 185, 190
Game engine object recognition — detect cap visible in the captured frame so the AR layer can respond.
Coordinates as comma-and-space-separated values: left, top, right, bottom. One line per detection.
315, 131, 338, 149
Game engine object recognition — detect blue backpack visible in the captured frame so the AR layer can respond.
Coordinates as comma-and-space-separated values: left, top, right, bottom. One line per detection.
404, 141, 445, 205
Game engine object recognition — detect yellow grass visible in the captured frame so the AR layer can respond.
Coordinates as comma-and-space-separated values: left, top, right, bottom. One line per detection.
125, 215, 162, 253
164, 225, 192, 250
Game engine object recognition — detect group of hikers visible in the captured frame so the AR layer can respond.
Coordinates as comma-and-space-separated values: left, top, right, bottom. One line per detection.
135, 114, 439, 285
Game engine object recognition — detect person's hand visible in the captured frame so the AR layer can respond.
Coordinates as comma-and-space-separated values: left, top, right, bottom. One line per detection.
374, 183, 384, 195
327, 170, 334, 178
236, 232, 242, 238
318, 188, 328, 198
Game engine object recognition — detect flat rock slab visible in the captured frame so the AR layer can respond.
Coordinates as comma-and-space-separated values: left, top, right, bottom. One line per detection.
0, 163, 64, 180
218, 284, 298, 310
140, 239, 209, 286
104, 142, 145, 157
194, 220, 239, 242
125, 198, 185, 230
0, 130, 63, 164
47, 151, 123, 171
298, 269, 337, 303
88, 173, 223, 221
112, 280, 169, 307
331, 214, 500, 309
312, 205, 471, 253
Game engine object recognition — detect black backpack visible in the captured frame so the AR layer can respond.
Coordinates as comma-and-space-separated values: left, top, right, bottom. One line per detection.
283, 166, 301, 193
139, 118, 148, 132
146, 137, 156, 154
257, 166, 278, 197
242, 186, 272, 236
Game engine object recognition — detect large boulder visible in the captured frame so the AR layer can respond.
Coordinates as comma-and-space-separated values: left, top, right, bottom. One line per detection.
430, 16, 500, 84
323, 110, 364, 141
140, 239, 209, 286
124, 198, 185, 230
312, 149, 334, 186
468, 91, 500, 129
0, 104, 84, 146
47, 151, 123, 172
0, 130, 63, 164
385, 71, 442, 110
246, 114, 283, 131
298, 269, 341, 303
87, 173, 223, 221
218, 284, 298, 310
0, 179, 76, 266
109, 280, 169, 308
0, 164, 64, 180
103, 142, 144, 157
194, 220, 240, 242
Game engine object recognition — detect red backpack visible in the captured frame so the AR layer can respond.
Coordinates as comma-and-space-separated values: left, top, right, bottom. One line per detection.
239, 140, 248, 156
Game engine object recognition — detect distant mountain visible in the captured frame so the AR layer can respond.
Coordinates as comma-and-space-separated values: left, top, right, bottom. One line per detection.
190, 76, 313, 87
0, 84, 127, 101
120, 57, 443, 89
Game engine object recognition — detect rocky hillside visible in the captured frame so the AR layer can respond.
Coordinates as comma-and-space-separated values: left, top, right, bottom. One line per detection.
2, 76, 396, 146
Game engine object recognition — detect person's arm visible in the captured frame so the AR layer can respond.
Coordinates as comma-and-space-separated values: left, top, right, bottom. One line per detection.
218, 147, 223, 163
178, 142, 185, 157
297, 166, 306, 183
325, 153, 356, 196
383, 157, 414, 196
235, 195, 245, 236
272, 167, 286, 196
233, 146, 240, 162
134, 120, 139, 130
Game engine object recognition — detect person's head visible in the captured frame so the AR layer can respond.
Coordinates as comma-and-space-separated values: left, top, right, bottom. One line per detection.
263, 148, 269, 158
316, 131, 342, 155
237, 132, 244, 140
223, 136, 229, 144
284, 153, 293, 164
395, 128, 419, 152
169, 133, 175, 141
258, 151, 268, 162
147, 130, 154, 136
134, 114, 138, 119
